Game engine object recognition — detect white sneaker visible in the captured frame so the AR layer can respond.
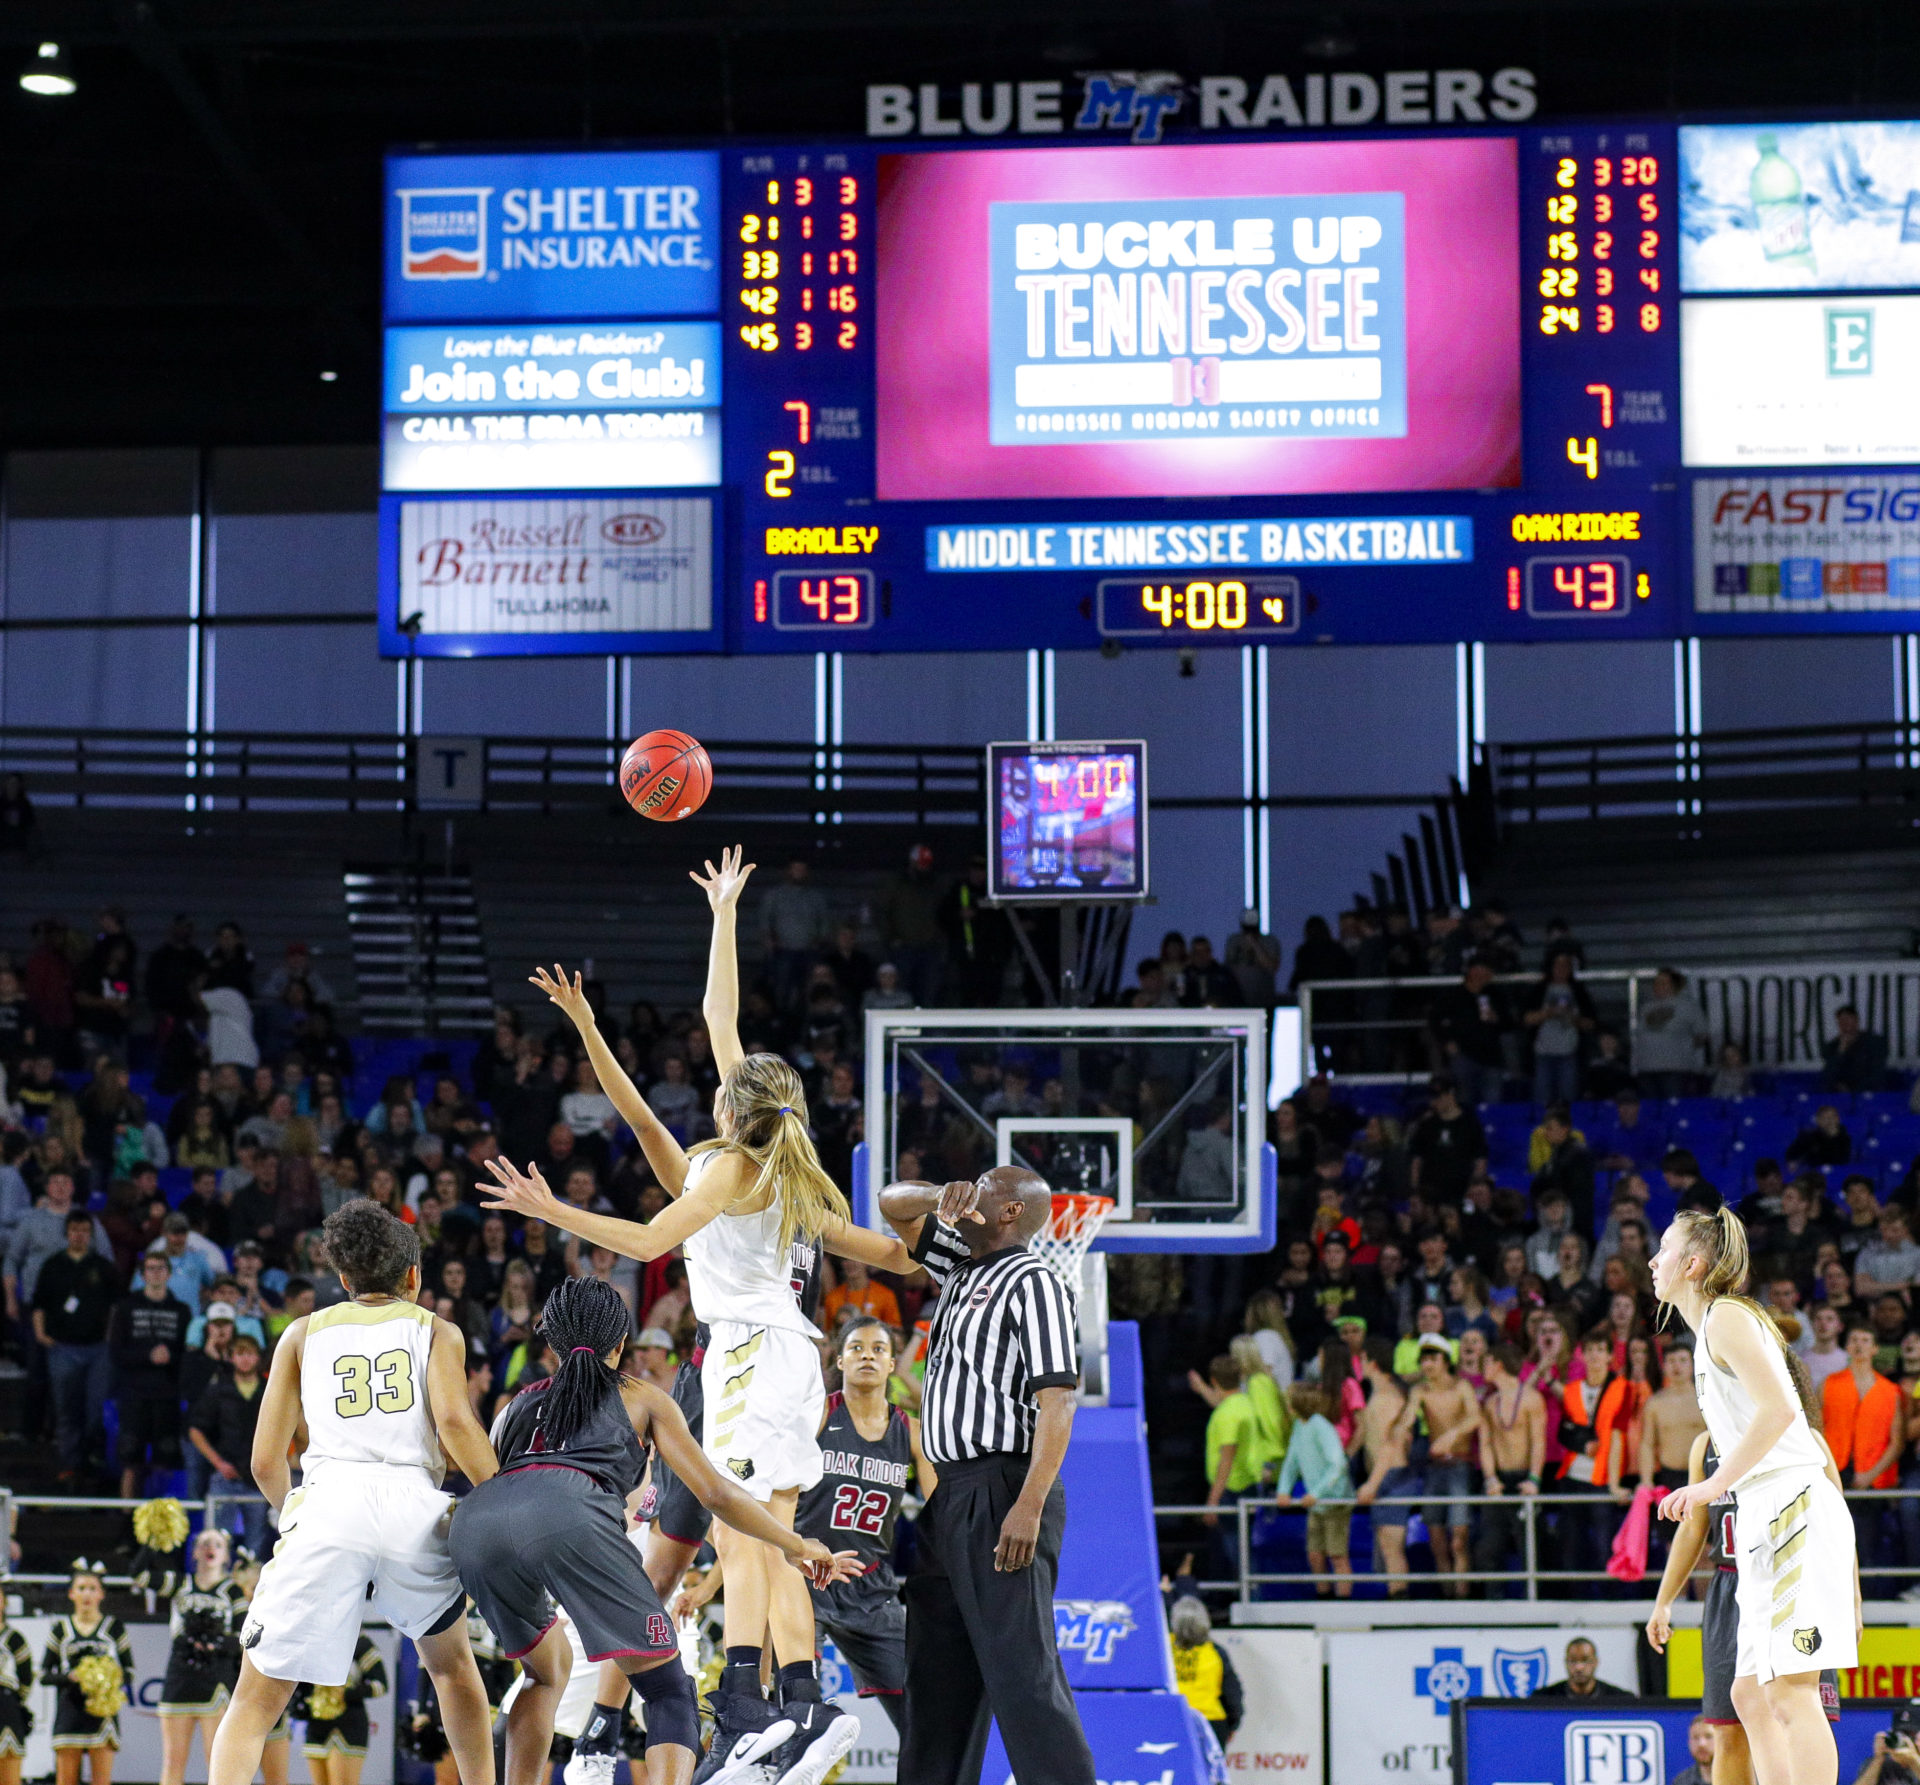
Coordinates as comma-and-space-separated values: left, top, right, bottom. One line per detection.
703, 1718, 797, 1785
770, 1706, 860, 1785
564, 1753, 618, 1785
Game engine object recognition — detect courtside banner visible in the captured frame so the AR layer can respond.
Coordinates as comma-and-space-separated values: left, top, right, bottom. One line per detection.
1215, 1630, 1323, 1779
1327, 1626, 1638, 1785
1454, 1700, 1888, 1785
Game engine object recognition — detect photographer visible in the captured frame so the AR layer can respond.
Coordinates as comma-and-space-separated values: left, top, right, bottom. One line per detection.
1857, 1716, 1920, 1785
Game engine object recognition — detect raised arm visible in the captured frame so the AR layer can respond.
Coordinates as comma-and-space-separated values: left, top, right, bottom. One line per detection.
530, 965, 690, 1195
690, 846, 755, 1077
820, 1211, 918, 1277
482, 1151, 746, 1264
877, 1180, 940, 1255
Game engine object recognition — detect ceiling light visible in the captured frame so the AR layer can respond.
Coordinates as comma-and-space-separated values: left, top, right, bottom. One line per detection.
318, 369, 339, 383
20, 42, 76, 97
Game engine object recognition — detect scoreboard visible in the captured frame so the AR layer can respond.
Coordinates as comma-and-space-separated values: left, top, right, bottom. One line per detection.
378, 119, 1920, 657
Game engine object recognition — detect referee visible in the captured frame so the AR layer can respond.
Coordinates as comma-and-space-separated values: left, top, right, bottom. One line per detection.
879, 1166, 1096, 1785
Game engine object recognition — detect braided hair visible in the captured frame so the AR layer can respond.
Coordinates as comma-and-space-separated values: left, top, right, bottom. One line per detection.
534, 1276, 633, 1450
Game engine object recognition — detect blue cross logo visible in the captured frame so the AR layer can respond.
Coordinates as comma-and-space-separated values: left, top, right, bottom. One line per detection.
1414, 1646, 1483, 1716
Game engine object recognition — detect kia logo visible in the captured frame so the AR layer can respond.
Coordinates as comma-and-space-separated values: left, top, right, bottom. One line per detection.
602, 513, 665, 545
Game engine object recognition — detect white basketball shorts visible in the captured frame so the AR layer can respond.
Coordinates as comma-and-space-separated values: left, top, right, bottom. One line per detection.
242, 1462, 465, 1686
700, 1320, 825, 1503
1734, 1467, 1859, 1685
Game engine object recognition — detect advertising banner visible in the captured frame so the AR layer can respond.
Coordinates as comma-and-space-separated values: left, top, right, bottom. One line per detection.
1458, 1700, 1892, 1785
875, 137, 1519, 500
1693, 473, 1920, 611
1326, 1625, 1639, 1785
381, 321, 722, 492
1681, 295, 1920, 468
384, 151, 720, 321
981, 1691, 1216, 1785
1215, 1629, 1324, 1780
383, 494, 715, 655
986, 192, 1407, 443
10, 1618, 399, 1785
1669, 1624, 1920, 1700
1680, 122, 1920, 294
1690, 959, 1920, 1071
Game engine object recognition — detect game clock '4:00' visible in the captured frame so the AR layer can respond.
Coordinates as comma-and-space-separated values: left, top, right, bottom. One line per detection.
1096, 577, 1302, 637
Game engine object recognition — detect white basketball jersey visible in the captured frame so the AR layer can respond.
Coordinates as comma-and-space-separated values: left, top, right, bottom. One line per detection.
681, 1149, 819, 1337
300, 1299, 445, 1485
1693, 1298, 1825, 1490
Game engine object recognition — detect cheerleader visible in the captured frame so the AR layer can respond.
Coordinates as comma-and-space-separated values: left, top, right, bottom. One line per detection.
298, 1631, 388, 1785
0, 1602, 33, 1785
41, 1561, 134, 1785
157, 1530, 245, 1785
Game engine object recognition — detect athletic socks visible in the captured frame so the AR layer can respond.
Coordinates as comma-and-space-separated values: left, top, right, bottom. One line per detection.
723, 1645, 765, 1701
776, 1661, 820, 1706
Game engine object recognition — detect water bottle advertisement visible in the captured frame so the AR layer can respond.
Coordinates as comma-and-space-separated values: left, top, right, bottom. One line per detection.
1679, 122, 1920, 292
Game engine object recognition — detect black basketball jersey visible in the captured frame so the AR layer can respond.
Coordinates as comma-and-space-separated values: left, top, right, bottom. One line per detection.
798, 1393, 913, 1584
493, 1377, 647, 1499
790, 1235, 823, 1325
1706, 1442, 1738, 1569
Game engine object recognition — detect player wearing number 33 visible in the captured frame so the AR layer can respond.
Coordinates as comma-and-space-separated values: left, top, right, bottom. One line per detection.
205, 1202, 504, 1785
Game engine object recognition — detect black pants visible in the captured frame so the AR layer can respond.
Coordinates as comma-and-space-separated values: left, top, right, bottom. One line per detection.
901, 1456, 1095, 1785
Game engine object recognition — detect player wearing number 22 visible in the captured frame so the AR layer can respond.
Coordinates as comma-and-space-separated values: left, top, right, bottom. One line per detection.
206, 1201, 504, 1785
795, 1317, 936, 1731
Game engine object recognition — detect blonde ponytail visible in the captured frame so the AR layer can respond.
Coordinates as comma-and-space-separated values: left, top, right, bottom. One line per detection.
1670, 1205, 1797, 1373
690, 1052, 849, 1255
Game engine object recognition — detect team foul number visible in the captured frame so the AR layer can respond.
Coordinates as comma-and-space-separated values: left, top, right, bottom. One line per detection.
830, 1484, 890, 1535
333, 1348, 417, 1418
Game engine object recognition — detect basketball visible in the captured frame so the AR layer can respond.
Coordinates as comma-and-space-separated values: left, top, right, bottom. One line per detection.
619, 729, 712, 822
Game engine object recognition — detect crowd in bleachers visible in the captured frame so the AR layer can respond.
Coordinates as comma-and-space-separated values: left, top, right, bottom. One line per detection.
6, 867, 1920, 1606
1167, 903, 1920, 1598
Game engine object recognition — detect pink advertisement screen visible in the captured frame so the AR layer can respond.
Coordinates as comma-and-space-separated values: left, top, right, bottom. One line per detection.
875, 139, 1520, 501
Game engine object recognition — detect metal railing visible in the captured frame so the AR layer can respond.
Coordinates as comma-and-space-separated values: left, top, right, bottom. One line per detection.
1491, 717, 1920, 829
0, 1490, 274, 1589
1154, 1486, 1920, 1602
0, 725, 986, 828
1295, 967, 1648, 1087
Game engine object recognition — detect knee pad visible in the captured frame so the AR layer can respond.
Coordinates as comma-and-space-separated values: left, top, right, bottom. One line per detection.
630, 1661, 700, 1755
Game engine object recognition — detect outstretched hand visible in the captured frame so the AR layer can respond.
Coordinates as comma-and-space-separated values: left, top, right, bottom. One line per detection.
480, 1157, 562, 1222
792, 1538, 865, 1588
690, 844, 756, 914
529, 964, 594, 1030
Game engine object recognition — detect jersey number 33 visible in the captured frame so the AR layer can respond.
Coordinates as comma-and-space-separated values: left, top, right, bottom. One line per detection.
333, 1349, 418, 1418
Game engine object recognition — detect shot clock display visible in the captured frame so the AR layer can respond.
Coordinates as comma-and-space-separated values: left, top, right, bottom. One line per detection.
378, 111, 1904, 659
987, 739, 1148, 903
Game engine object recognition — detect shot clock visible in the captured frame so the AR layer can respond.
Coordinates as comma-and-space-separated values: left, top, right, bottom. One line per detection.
986, 739, 1148, 903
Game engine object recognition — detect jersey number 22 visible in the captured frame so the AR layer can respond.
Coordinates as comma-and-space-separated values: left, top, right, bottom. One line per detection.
830, 1484, 890, 1536
334, 1348, 417, 1417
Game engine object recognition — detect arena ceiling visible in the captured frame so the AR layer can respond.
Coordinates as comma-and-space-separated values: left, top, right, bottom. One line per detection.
0, 0, 1913, 448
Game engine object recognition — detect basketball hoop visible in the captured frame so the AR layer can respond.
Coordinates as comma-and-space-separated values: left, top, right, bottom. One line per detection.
1029, 1192, 1115, 1296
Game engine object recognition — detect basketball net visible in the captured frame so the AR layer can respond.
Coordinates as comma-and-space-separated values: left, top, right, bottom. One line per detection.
1028, 1192, 1115, 1300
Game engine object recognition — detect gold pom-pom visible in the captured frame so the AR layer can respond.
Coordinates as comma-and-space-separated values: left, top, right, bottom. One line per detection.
822, 1756, 850, 1785
308, 1686, 347, 1723
74, 1654, 125, 1721
133, 1499, 190, 1554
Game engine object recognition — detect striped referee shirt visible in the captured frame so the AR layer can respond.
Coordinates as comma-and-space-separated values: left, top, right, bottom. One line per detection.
913, 1217, 1080, 1465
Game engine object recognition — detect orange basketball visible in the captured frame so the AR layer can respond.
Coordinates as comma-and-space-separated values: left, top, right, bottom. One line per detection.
620, 729, 712, 822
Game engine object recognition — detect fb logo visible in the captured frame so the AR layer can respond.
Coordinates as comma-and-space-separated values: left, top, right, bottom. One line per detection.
1491, 1647, 1550, 1697
1566, 1721, 1665, 1785
1825, 307, 1873, 376
397, 187, 491, 280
